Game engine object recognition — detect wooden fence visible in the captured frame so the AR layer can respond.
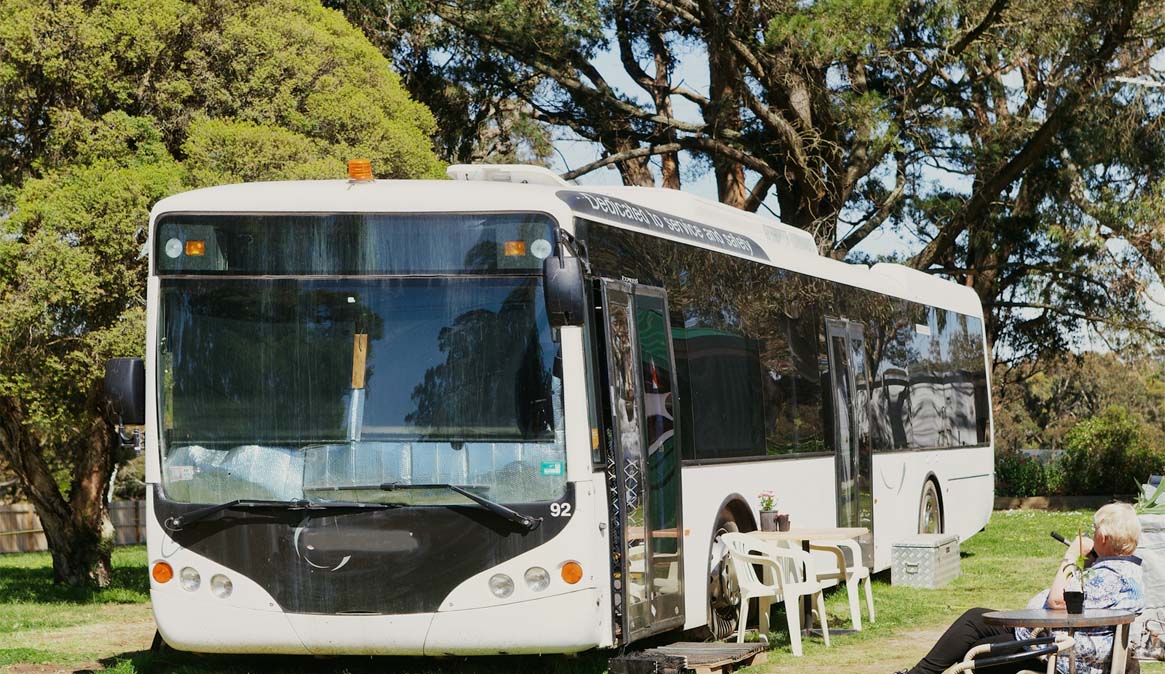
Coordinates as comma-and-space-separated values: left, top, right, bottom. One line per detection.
0, 501, 146, 554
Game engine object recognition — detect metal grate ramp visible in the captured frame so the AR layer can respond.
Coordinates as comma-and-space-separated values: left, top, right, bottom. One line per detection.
609, 642, 768, 674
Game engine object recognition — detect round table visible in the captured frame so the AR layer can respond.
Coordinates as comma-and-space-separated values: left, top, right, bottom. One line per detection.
983, 609, 1136, 674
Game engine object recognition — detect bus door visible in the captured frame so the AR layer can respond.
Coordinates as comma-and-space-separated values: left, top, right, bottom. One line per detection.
597, 279, 685, 644
825, 319, 874, 567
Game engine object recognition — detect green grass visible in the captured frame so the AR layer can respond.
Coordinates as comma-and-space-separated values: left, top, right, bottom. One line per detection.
0, 649, 55, 666
753, 509, 1096, 666
0, 546, 151, 670
3, 511, 1163, 673
0, 546, 148, 639
0, 546, 149, 605
97, 652, 612, 674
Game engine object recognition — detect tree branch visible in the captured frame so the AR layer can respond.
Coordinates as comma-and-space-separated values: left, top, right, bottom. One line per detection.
679, 136, 782, 183
833, 153, 907, 258
911, 0, 1140, 271
742, 177, 774, 213
560, 142, 683, 180
995, 300, 1165, 336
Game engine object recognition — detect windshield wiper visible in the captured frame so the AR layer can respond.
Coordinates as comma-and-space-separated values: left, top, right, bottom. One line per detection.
373, 482, 541, 531
164, 498, 397, 530
409, 483, 542, 532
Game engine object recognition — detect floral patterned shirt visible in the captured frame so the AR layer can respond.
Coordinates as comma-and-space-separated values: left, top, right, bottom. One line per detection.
1015, 556, 1144, 674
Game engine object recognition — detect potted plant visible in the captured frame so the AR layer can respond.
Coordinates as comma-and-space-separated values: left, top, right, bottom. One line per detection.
758, 492, 788, 532
1061, 529, 1090, 614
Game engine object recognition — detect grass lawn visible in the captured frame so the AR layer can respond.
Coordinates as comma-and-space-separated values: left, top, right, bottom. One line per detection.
2, 510, 1163, 673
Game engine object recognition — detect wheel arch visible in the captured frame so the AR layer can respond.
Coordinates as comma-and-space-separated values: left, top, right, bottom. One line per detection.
699, 493, 755, 640
712, 493, 756, 536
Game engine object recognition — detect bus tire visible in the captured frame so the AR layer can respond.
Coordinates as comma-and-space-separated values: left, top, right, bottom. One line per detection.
919, 479, 942, 534
703, 516, 743, 641
150, 629, 172, 654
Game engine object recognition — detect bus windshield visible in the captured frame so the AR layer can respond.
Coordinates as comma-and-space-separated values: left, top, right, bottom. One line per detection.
155, 213, 566, 507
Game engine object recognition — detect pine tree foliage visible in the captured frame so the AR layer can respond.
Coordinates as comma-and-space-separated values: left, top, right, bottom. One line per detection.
338, 0, 1165, 356
0, 0, 440, 586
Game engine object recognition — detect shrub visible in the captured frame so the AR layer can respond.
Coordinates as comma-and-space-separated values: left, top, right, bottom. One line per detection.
995, 449, 1055, 497
1059, 406, 1165, 495
1044, 458, 1067, 496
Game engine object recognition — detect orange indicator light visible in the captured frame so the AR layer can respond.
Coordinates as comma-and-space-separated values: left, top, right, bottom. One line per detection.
561, 561, 583, 585
152, 561, 174, 584
184, 240, 205, 257
348, 159, 373, 181
504, 240, 527, 256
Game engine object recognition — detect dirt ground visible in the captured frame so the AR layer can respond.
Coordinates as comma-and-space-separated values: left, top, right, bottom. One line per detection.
3, 604, 154, 674
758, 627, 944, 673
9, 618, 1162, 674
0, 606, 941, 674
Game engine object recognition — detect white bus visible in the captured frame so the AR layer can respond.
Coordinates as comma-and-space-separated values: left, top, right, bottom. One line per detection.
104, 163, 993, 655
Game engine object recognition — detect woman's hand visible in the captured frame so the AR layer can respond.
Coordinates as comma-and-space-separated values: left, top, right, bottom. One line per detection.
1065, 535, 1094, 562
1048, 535, 1094, 609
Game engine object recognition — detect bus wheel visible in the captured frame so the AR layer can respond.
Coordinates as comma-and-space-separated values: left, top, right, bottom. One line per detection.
919, 480, 942, 534
706, 519, 740, 641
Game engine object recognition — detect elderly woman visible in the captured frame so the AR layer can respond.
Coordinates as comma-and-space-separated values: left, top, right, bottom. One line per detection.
897, 502, 1144, 674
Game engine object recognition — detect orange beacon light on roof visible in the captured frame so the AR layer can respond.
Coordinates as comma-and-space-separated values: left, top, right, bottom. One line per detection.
348, 159, 373, 182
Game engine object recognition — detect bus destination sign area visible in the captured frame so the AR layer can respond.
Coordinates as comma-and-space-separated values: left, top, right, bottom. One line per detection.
558, 191, 770, 262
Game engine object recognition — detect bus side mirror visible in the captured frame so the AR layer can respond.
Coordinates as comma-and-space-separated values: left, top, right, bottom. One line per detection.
543, 255, 586, 327
104, 358, 145, 426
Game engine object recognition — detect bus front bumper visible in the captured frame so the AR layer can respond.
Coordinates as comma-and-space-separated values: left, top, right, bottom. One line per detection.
153, 587, 605, 655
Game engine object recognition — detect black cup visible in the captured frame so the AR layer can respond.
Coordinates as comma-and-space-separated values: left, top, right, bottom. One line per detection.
1064, 590, 1085, 614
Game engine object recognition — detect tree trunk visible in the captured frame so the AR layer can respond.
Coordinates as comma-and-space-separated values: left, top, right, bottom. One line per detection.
608, 137, 655, 187
702, 0, 747, 208
0, 398, 117, 587
35, 503, 115, 586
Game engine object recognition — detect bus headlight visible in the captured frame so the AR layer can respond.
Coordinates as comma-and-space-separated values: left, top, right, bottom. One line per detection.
524, 567, 550, 592
488, 573, 514, 598
179, 567, 201, 592
210, 574, 233, 599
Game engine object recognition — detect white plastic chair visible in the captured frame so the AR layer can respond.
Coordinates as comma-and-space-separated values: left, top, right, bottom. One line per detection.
721, 532, 830, 656
809, 538, 875, 630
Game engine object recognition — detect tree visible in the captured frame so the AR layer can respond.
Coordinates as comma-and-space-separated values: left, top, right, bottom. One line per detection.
0, 0, 441, 586
992, 351, 1165, 452
336, 0, 555, 166
337, 0, 1165, 356
1, 115, 184, 584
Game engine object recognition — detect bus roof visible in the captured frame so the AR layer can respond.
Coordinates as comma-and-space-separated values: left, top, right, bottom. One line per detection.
150, 167, 983, 317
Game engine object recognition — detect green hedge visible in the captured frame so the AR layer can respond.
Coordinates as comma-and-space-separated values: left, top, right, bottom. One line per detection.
1059, 406, 1164, 495
995, 406, 1163, 497
995, 449, 1041, 496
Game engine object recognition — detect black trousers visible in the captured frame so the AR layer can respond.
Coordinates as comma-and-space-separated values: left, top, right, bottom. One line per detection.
908, 608, 1036, 674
